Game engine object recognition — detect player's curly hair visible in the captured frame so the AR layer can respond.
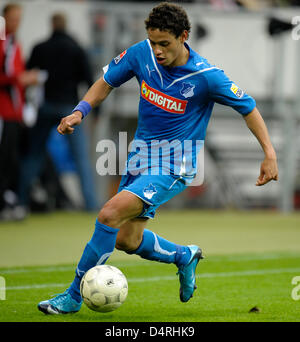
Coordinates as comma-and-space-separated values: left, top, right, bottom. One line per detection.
145, 2, 191, 38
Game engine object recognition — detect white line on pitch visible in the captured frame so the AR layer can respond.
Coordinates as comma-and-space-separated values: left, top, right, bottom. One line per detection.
4, 267, 300, 291
1, 253, 300, 275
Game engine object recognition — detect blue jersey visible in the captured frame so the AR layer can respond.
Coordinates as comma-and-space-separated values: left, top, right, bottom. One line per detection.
103, 39, 256, 177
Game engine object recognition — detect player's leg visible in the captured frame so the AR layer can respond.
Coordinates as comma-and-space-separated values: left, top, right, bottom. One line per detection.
67, 191, 144, 301
116, 219, 192, 268
116, 217, 203, 302
37, 190, 143, 315
115, 217, 148, 252
117, 175, 204, 302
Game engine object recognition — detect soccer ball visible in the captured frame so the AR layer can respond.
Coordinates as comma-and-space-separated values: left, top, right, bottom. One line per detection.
80, 265, 128, 313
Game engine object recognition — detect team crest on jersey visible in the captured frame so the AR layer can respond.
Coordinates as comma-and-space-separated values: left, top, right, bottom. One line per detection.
230, 83, 244, 98
141, 80, 187, 114
114, 50, 127, 64
180, 82, 195, 98
143, 183, 157, 200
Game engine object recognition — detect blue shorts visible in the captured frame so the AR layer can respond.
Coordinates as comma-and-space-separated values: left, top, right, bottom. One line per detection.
118, 173, 189, 219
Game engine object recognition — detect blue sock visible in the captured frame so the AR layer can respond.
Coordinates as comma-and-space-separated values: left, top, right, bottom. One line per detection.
129, 229, 191, 267
68, 219, 119, 302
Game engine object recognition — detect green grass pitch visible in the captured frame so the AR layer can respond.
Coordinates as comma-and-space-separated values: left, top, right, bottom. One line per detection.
0, 209, 300, 322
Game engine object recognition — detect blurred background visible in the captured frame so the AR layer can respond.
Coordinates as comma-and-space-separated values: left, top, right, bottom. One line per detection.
0, 0, 300, 221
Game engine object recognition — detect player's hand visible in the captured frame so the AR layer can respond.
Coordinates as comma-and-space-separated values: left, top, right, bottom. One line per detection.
57, 111, 82, 135
256, 157, 279, 186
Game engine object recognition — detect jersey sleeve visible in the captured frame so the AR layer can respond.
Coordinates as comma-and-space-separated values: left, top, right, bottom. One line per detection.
204, 68, 256, 115
102, 46, 135, 88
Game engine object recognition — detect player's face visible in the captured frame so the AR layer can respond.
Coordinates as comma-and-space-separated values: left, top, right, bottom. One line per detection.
147, 28, 189, 68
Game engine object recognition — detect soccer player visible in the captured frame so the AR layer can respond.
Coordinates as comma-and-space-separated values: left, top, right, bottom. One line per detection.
38, 2, 278, 314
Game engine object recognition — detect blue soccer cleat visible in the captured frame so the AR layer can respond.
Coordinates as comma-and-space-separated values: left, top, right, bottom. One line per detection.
177, 245, 204, 303
37, 290, 82, 315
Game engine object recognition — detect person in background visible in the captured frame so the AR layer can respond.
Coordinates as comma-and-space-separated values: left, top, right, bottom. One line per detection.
0, 3, 39, 221
18, 12, 99, 214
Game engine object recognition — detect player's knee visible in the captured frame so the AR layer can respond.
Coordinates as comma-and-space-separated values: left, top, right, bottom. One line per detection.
97, 203, 122, 228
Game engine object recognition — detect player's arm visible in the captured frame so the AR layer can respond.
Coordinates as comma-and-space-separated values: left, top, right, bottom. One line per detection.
243, 107, 278, 186
57, 77, 113, 135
